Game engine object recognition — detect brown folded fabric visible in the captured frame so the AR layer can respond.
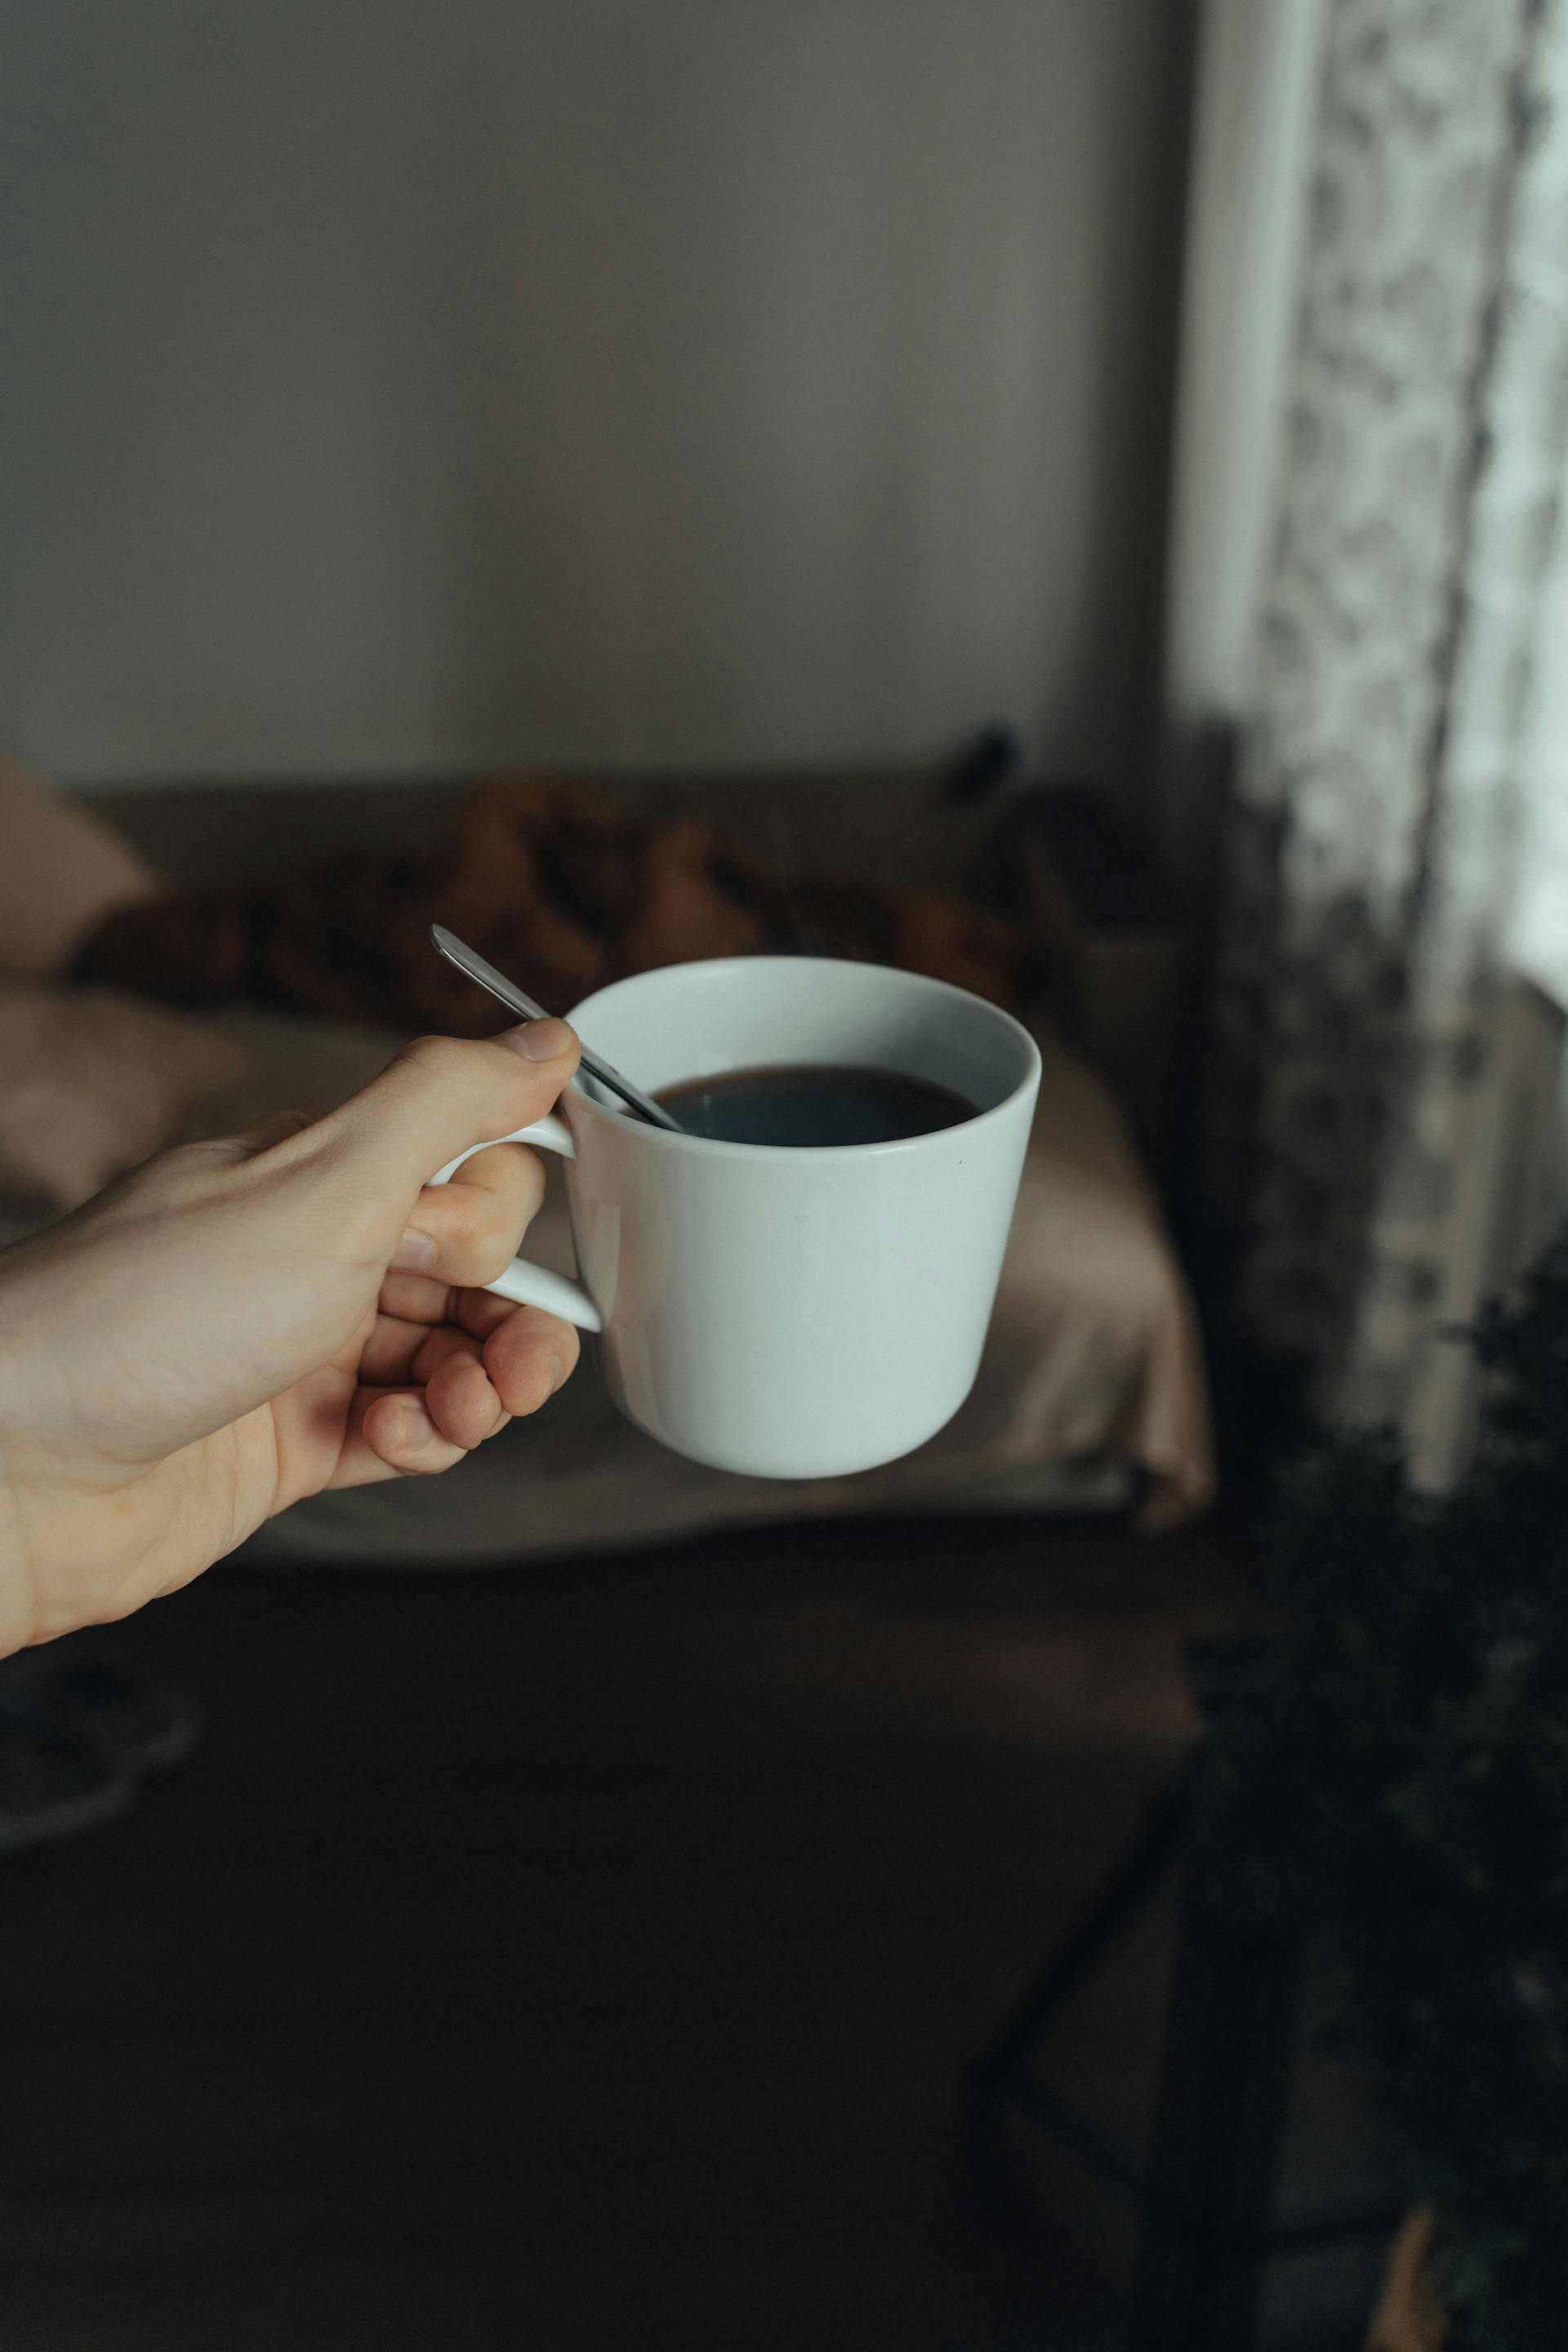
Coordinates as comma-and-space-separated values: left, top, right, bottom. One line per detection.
74, 775, 1028, 1033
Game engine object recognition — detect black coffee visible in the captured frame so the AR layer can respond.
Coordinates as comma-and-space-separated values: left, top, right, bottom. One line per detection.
655, 1062, 977, 1147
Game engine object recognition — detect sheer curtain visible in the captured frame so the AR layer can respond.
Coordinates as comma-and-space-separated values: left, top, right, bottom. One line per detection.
1172, 0, 1568, 1479
1512, 517, 1568, 1012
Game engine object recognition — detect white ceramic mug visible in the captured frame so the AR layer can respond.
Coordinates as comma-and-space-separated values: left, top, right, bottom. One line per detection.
432, 956, 1040, 1480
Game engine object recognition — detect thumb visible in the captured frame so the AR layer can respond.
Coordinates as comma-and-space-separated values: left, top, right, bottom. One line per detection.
314, 1020, 581, 1203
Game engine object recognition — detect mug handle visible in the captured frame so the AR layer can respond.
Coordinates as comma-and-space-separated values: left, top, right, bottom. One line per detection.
430, 1116, 604, 1334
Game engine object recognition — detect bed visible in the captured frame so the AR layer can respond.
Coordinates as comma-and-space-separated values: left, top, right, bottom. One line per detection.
0, 766, 1214, 1561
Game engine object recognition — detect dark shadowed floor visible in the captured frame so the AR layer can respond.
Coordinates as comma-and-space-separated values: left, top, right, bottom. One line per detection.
0, 1513, 1250, 2352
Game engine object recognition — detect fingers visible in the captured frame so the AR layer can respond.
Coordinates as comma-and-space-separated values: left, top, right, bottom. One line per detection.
364, 1307, 576, 1412
377, 1272, 537, 1334
353, 1389, 468, 1480
354, 1302, 578, 1468
482, 1301, 579, 1410
395, 1138, 548, 1285
318, 1020, 581, 1214
318, 1382, 482, 1492
357, 1313, 466, 1387
361, 1324, 503, 1450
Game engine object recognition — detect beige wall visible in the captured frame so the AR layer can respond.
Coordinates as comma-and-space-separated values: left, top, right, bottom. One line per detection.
0, 0, 1191, 791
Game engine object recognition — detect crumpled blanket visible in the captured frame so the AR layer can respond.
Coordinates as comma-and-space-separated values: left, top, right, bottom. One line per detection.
73, 775, 1029, 1031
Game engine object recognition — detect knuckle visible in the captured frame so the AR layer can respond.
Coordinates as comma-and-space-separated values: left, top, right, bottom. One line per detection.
129, 1137, 243, 1203
503, 1348, 555, 1416
494, 1310, 578, 1412
245, 1109, 317, 1152
444, 1194, 522, 1285
167, 1136, 239, 1176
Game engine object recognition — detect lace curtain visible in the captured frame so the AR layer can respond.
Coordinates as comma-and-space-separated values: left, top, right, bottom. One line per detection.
1208, 0, 1568, 1476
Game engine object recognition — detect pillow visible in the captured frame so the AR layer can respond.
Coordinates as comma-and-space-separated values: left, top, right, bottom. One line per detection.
0, 986, 238, 1212
0, 756, 162, 979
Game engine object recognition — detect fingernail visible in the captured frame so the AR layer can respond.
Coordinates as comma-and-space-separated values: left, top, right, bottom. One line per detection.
514, 1017, 574, 1062
548, 1355, 568, 1395
390, 1227, 439, 1272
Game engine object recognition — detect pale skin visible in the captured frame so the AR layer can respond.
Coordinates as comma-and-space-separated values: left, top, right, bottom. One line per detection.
0, 1019, 583, 1657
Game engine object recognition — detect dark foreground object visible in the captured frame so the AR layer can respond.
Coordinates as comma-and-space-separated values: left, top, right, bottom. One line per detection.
0, 1514, 1237, 2352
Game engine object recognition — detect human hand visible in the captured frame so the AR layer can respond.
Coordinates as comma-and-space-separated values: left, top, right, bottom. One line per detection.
0, 1022, 583, 1652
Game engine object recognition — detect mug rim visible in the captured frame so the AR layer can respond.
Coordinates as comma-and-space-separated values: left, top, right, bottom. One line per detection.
561, 954, 1042, 1162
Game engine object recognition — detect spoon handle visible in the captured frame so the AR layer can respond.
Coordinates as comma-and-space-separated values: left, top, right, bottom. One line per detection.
430, 926, 683, 1133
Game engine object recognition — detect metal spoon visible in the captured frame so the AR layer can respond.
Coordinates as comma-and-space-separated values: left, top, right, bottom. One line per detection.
430, 925, 684, 1133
